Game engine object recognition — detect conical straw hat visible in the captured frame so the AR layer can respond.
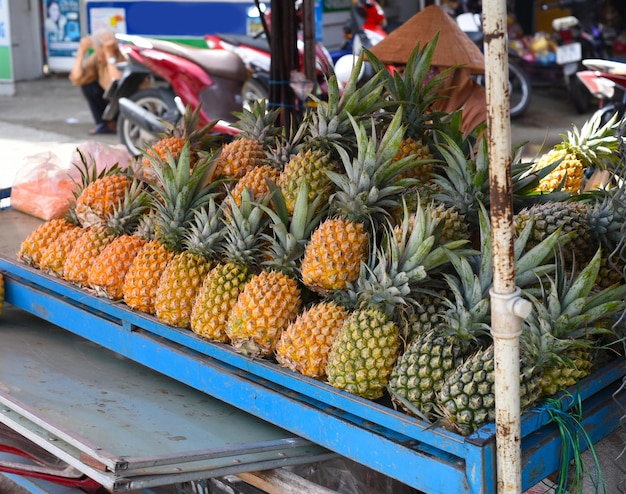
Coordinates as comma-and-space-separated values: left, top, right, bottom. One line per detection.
368, 5, 485, 73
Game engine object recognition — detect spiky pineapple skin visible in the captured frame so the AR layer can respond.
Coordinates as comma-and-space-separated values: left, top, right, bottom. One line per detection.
190, 262, 252, 342
154, 252, 212, 328
38, 226, 85, 278
214, 138, 266, 179
62, 226, 116, 286
326, 308, 400, 400
276, 301, 349, 379
229, 165, 281, 207
18, 218, 76, 268
395, 136, 436, 182
514, 201, 594, 267
538, 348, 594, 398
437, 345, 542, 436
122, 239, 175, 314
226, 270, 301, 358
389, 329, 466, 416
534, 149, 584, 193
75, 175, 132, 228
88, 234, 147, 300
300, 218, 369, 295
278, 148, 336, 215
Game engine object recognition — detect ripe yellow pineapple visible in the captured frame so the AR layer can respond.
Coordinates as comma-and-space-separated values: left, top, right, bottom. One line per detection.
140, 104, 218, 180
154, 199, 224, 328
64, 179, 149, 287
88, 211, 154, 300
228, 164, 281, 208
300, 110, 417, 295
225, 183, 323, 357
532, 112, 624, 193
213, 100, 281, 179
278, 53, 385, 215
123, 142, 216, 314
75, 173, 132, 228
275, 301, 349, 379
190, 190, 268, 342
18, 218, 78, 269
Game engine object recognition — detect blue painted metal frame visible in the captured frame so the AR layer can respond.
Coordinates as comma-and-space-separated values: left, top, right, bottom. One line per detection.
1, 256, 624, 494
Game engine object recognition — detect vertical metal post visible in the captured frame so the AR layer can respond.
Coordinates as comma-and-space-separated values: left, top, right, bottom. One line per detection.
482, 0, 530, 492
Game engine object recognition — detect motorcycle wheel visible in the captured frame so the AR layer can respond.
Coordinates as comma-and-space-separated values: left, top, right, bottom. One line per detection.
569, 74, 591, 114
508, 61, 531, 119
242, 78, 269, 110
117, 88, 177, 156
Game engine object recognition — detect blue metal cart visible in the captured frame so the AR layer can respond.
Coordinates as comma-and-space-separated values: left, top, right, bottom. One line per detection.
0, 205, 624, 493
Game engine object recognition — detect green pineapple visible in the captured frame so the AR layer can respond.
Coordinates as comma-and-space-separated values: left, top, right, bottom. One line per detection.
326, 198, 469, 400
389, 205, 567, 418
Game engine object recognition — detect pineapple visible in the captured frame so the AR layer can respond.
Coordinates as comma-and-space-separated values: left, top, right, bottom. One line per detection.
75, 171, 132, 228
325, 198, 468, 400
213, 100, 281, 179
228, 163, 281, 208
87, 216, 152, 300
63, 179, 149, 287
523, 249, 626, 398
17, 149, 101, 268
366, 37, 452, 183
436, 343, 542, 436
532, 112, 625, 193
18, 218, 78, 269
154, 199, 224, 328
190, 189, 268, 342
276, 301, 349, 379
140, 104, 219, 180
389, 206, 567, 418
300, 110, 419, 295
278, 53, 384, 214
122, 142, 216, 314
436, 249, 626, 436
514, 200, 594, 269
225, 183, 324, 357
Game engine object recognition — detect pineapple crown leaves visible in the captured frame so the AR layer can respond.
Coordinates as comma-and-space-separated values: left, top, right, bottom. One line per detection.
257, 181, 327, 276
586, 187, 626, 251
220, 188, 269, 269
182, 198, 226, 260
432, 131, 489, 226
364, 36, 453, 135
327, 110, 419, 224
146, 141, 219, 250
105, 177, 152, 236
559, 111, 626, 168
526, 249, 626, 340
230, 99, 282, 145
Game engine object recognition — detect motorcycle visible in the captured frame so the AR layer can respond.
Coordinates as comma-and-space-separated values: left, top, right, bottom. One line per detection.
205, 1, 335, 105
102, 34, 245, 156
576, 58, 626, 132
455, 11, 532, 118
539, 0, 607, 113
329, 0, 388, 64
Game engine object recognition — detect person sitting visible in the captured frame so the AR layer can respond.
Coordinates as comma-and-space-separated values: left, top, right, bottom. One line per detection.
69, 29, 122, 135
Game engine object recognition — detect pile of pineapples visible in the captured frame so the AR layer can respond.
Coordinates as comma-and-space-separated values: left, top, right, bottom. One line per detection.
16, 41, 626, 437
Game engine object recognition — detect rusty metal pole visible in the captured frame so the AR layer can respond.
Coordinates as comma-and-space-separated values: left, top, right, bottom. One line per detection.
482, 0, 532, 493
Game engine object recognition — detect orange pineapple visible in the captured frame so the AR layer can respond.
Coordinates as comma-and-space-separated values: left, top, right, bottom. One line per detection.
123, 142, 216, 314
213, 100, 280, 179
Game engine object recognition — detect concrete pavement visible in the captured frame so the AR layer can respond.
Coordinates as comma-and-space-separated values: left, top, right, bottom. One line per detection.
0, 74, 624, 493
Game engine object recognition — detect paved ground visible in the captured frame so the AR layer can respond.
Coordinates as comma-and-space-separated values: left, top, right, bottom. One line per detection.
0, 74, 624, 494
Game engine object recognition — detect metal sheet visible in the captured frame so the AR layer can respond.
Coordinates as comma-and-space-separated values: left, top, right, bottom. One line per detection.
0, 306, 334, 490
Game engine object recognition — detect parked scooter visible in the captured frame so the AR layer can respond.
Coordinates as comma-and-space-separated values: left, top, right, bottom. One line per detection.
576, 58, 626, 131
329, 0, 388, 63
455, 11, 532, 118
102, 34, 245, 156
540, 0, 607, 113
205, 2, 335, 105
